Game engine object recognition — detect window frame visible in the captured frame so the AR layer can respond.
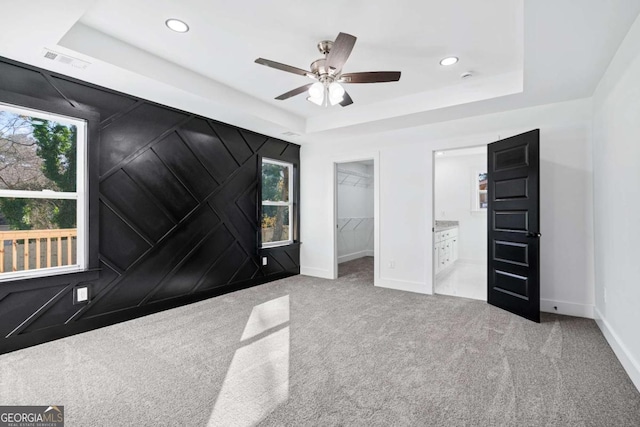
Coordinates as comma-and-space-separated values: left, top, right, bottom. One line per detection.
260, 157, 294, 248
472, 170, 488, 212
0, 101, 88, 282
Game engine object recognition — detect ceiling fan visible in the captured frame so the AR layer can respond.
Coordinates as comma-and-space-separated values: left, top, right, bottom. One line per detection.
255, 32, 401, 107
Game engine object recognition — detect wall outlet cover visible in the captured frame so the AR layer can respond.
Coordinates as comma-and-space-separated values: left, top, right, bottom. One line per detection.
74, 285, 90, 305
262, 257, 268, 266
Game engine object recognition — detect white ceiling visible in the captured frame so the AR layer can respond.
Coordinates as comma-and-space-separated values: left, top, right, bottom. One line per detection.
0, 0, 639, 145
78, 0, 523, 119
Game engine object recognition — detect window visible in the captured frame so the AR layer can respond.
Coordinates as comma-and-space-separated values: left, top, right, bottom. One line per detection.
261, 158, 293, 247
475, 171, 488, 211
0, 102, 87, 281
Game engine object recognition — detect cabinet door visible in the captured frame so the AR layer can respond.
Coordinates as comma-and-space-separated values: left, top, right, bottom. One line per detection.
452, 238, 458, 262
439, 243, 447, 270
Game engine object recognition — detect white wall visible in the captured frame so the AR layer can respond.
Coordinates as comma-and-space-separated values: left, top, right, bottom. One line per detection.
592, 14, 640, 391
301, 97, 595, 316
337, 161, 374, 263
435, 152, 487, 263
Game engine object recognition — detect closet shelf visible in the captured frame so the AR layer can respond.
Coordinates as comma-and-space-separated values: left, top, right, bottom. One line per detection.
337, 217, 374, 231
337, 168, 372, 188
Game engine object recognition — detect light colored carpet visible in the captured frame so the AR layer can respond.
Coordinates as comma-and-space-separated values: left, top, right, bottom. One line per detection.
1, 257, 639, 426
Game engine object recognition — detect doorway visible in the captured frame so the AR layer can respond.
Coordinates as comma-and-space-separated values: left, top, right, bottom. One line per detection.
433, 145, 488, 300
335, 160, 375, 279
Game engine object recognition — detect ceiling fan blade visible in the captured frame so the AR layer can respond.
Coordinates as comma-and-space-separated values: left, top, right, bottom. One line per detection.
255, 58, 312, 77
340, 91, 353, 107
340, 71, 401, 83
275, 84, 313, 100
326, 32, 356, 74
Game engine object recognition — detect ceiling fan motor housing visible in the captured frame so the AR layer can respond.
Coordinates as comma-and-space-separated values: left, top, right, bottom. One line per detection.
310, 58, 337, 81
317, 40, 333, 55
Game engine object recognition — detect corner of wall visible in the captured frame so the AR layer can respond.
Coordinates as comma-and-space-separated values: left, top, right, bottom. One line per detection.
595, 308, 640, 392
590, 12, 640, 393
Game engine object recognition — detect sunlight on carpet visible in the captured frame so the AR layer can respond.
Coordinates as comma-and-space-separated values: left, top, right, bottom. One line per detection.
208, 295, 290, 426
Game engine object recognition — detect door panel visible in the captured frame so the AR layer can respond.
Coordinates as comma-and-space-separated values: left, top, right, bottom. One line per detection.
494, 241, 529, 266
494, 211, 528, 232
488, 129, 540, 322
495, 178, 528, 199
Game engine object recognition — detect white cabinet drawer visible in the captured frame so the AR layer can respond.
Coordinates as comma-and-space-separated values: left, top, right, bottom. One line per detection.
434, 226, 459, 275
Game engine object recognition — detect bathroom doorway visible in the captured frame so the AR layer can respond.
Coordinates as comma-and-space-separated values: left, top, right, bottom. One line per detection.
433, 146, 488, 300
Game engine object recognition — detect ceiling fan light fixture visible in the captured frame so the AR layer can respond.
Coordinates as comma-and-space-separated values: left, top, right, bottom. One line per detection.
328, 82, 345, 106
308, 82, 324, 98
165, 18, 189, 33
329, 82, 345, 98
307, 95, 323, 106
440, 56, 459, 66
329, 95, 343, 106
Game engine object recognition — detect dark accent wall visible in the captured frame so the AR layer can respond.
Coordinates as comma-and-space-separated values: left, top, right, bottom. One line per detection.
0, 57, 300, 354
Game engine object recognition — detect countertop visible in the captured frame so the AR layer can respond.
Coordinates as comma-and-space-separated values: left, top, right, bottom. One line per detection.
435, 220, 459, 232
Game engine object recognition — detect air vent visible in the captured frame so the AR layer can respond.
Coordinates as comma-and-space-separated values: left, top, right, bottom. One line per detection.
281, 131, 300, 137
42, 48, 90, 70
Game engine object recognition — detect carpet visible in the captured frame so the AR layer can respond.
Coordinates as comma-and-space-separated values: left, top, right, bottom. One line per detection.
1, 257, 638, 426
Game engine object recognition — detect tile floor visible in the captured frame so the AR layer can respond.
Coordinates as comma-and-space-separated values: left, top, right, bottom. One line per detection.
435, 261, 487, 301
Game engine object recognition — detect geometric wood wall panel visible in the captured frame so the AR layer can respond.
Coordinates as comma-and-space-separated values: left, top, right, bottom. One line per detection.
148, 225, 236, 302
0, 61, 64, 103
0, 285, 68, 338
99, 104, 188, 174
124, 150, 199, 221
98, 201, 152, 271
179, 119, 239, 183
210, 122, 253, 165
0, 56, 300, 354
100, 170, 175, 242
84, 206, 222, 317
153, 132, 219, 201
49, 76, 138, 121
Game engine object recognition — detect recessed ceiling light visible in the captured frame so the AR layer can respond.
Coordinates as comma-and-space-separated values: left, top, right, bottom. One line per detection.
440, 57, 459, 66
165, 18, 189, 33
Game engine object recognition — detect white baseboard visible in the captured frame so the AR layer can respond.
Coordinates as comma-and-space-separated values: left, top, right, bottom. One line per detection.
376, 277, 431, 295
540, 299, 594, 319
300, 266, 333, 279
595, 307, 640, 393
338, 250, 374, 264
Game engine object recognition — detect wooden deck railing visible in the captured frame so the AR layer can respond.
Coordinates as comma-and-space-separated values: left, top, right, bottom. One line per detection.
0, 228, 77, 273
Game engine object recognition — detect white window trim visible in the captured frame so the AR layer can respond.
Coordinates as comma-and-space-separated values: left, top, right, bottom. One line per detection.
0, 102, 87, 282
471, 170, 488, 213
261, 158, 293, 248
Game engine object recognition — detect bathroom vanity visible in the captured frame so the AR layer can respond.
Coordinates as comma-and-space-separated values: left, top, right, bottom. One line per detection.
434, 221, 459, 275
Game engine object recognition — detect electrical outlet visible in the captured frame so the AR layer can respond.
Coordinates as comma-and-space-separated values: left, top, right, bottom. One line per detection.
388, 261, 395, 269
74, 285, 90, 305
262, 257, 268, 266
